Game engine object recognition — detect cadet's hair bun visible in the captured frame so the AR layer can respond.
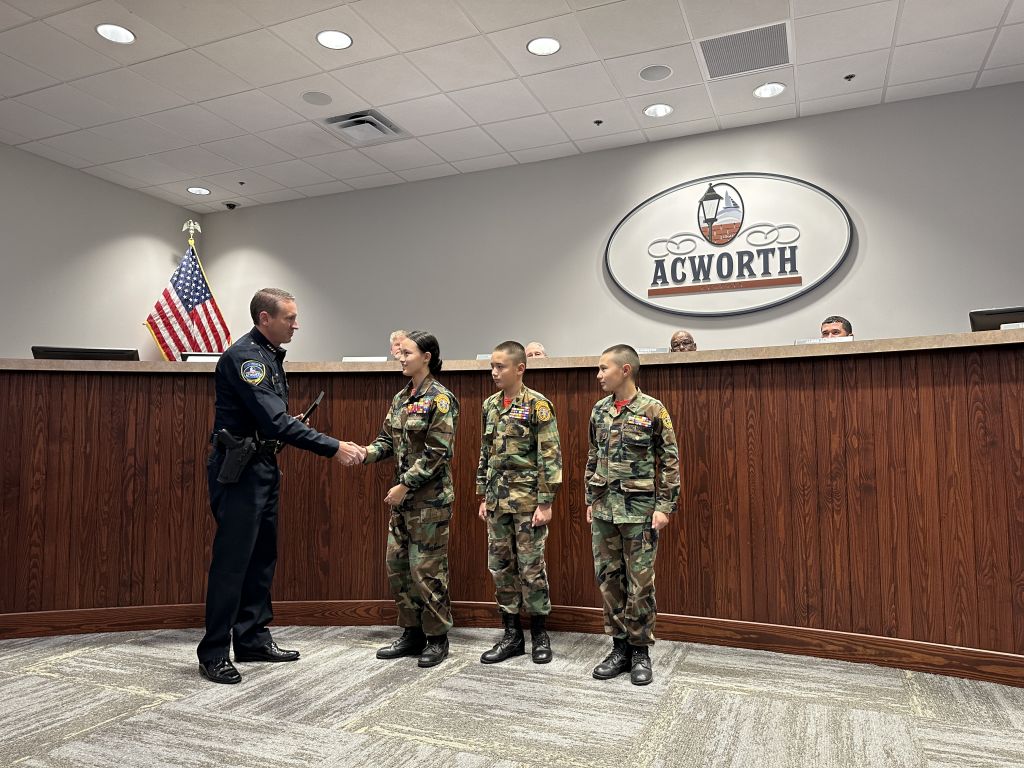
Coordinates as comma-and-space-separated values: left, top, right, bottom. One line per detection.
406, 330, 442, 375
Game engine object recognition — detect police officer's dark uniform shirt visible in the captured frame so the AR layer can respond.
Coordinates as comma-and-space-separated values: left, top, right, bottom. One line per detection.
213, 328, 339, 456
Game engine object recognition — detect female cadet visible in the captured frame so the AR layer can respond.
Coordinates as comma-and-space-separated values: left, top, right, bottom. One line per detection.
361, 331, 460, 667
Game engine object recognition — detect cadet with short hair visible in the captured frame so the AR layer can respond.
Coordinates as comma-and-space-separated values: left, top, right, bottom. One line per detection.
477, 340, 562, 664
585, 344, 679, 685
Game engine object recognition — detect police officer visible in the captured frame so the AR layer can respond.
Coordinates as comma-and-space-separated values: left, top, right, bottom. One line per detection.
198, 288, 362, 684
359, 331, 460, 668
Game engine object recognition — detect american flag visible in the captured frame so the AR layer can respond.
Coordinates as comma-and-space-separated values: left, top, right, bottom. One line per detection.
145, 246, 230, 361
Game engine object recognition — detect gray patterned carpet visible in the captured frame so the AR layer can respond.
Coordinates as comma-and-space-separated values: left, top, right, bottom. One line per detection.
1, 626, 1022, 767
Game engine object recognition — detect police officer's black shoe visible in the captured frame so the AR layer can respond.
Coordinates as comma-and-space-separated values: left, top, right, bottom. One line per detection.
418, 635, 449, 667
234, 641, 300, 663
630, 645, 653, 686
376, 627, 427, 659
530, 615, 552, 664
481, 612, 525, 664
199, 657, 241, 684
592, 638, 630, 680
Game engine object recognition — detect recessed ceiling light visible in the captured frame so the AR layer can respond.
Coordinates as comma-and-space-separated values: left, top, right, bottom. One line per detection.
753, 81, 786, 98
95, 23, 135, 44
187, 187, 211, 196
317, 30, 352, 50
639, 65, 672, 82
643, 103, 674, 118
527, 37, 560, 56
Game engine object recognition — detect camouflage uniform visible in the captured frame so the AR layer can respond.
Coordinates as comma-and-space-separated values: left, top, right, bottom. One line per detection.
365, 376, 459, 636
476, 386, 562, 616
585, 390, 679, 647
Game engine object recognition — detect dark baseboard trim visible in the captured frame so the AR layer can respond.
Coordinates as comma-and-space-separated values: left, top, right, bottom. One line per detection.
2, 601, 1021, 687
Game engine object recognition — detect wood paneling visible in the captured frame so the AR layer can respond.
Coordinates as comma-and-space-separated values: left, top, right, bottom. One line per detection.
2, 343, 1024, 684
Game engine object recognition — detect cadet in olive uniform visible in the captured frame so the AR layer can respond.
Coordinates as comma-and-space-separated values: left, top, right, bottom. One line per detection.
476, 341, 562, 664
585, 344, 679, 686
198, 288, 361, 685
362, 331, 460, 667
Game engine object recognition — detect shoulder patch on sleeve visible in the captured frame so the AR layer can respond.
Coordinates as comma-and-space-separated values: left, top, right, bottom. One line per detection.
240, 360, 266, 385
434, 392, 451, 414
659, 406, 673, 430
536, 399, 552, 422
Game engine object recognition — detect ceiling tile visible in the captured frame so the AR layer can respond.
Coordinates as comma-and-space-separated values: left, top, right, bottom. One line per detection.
360, 138, 445, 170
603, 44, 703, 97
482, 113, 569, 151
253, 158, 334, 187
90, 117, 190, 155
488, 14, 598, 76
130, 50, 250, 102
45, 0, 186, 65
201, 90, 304, 133
247, 189, 307, 204
0, 2, 30, 31
979, 63, 1024, 87
137, 185, 189, 205
397, 163, 459, 181
643, 116, 717, 141
117, 0, 260, 46
149, 146, 240, 176
719, 103, 796, 128
681, 0, 789, 39
0, 52, 58, 97
419, 126, 505, 160
889, 29, 995, 85
511, 142, 578, 163
257, 122, 350, 157
81, 166, 140, 188
14, 83, 132, 128
156, 178, 237, 203
897, 0, 1008, 45
0, 99, 77, 140
988, 23, 1024, 69
244, 0, 353, 26
0, 21, 118, 80
451, 153, 516, 172
205, 169, 283, 194
799, 88, 881, 116
331, 55, 439, 105
792, 0, 880, 17
1009, 0, 1024, 24
346, 172, 403, 188
380, 93, 474, 135
37, 129, 142, 164
794, 1, 898, 64
17, 139, 91, 167
144, 104, 246, 144
626, 83, 715, 126
270, 6, 398, 69
884, 73, 976, 102
707, 67, 796, 114
577, 0, 689, 59
406, 36, 516, 91
796, 49, 889, 100
309, 149, 389, 179
449, 79, 545, 122
72, 68, 187, 116
566, 0, 619, 7
202, 134, 295, 166
455, 0, 570, 32
5, 0, 93, 15
524, 62, 619, 111
263, 73, 367, 119
199, 30, 320, 88
351, 0, 477, 50
551, 99, 639, 140
294, 180, 352, 196
575, 129, 645, 152
100, 155, 193, 184
0, 125, 28, 144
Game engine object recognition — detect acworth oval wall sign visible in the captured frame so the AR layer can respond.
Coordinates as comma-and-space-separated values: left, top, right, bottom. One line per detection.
605, 173, 853, 317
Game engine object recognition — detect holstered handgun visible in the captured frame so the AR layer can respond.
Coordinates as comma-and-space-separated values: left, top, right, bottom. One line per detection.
216, 429, 256, 484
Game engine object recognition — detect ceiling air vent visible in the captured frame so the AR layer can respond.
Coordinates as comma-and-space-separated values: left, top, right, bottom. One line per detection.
324, 109, 407, 147
699, 22, 789, 79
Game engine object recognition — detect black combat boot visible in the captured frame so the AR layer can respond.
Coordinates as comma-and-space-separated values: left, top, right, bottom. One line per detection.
481, 612, 525, 664
376, 627, 426, 660
530, 615, 552, 664
630, 645, 653, 686
418, 634, 449, 668
592, 637, 630, 680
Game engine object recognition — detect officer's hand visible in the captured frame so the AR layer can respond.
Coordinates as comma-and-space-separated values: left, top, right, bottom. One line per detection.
335, 441, 364, 465
652, 511, 670, 531
532, 504, 552, 527
384, 484, 408, 507
586, 505, 593, 523
478, 501, 487, 520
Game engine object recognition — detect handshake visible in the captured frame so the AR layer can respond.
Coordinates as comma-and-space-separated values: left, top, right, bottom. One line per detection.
334, 441, 366, 466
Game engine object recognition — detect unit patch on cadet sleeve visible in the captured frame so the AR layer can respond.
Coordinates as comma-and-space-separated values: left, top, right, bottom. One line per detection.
240, 360, 266, 385
659, 407, 673, 430
434, 393, 451, 414
536, 400, 552, 422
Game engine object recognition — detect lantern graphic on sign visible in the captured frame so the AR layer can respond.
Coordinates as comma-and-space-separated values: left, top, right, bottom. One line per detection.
698, 182, 744, 246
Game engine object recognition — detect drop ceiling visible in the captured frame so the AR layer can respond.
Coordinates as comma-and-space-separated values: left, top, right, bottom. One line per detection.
0, 0, 1021, 212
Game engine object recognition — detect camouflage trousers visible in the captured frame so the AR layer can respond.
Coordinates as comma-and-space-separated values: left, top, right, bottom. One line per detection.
591, 518, 659, 647
486, 505, 551, 616
386, 506, 453, 636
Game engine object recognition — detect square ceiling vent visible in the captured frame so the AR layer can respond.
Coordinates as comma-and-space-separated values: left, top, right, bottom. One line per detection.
699, 22, 789, 79
324, 109, 408, 147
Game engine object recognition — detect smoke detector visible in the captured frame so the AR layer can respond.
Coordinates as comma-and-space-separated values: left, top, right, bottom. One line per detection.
323, 109, 408, 147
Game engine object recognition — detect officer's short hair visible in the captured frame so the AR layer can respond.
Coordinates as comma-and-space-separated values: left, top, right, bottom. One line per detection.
250, 288, 295, 324
494, 340, 526, 367
389, 329, 408, 344
821, 315, 853, 334
603, 344, 641, 376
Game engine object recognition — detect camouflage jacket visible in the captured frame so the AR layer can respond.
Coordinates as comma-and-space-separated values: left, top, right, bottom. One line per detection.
476, 385, 562, 508
585, 389, 679, 523
365, 376, 460, 512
